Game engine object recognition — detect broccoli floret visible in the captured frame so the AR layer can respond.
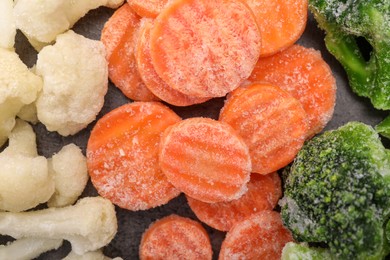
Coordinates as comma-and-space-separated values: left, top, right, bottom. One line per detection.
309, 0, 390, 110
281, 242, 334, 260
280, 122, 390, 259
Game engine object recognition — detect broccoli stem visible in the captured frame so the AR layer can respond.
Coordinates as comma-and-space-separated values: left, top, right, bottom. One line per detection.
323, 28, 374, 97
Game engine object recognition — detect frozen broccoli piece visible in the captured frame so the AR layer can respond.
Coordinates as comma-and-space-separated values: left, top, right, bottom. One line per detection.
376, 116, 390, 139
309, 0, 390, 109
281, 242, 334, 260
280, 122, 390, 259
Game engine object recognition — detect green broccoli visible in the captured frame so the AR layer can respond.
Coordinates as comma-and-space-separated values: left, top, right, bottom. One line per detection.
309, 0, 390, 110
281, 242, 334, 260
280, 122, 390, 259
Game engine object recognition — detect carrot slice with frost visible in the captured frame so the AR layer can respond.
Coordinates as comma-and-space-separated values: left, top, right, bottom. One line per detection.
243, 0, 307, 57
149, 0, 261, 98
219, 210, 294, 260
139, 214, 213, 260
187, 172, 282, 232
127, 0, 172, 18
219, 83, 308, 175
87, 102, 181, 211
101, 4, 158, 101
159, 117, 251, 203
246, 44, 336, 137
135, 19, 209, 106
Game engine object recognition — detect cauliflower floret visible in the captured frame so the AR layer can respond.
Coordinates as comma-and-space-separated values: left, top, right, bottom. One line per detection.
0, 0, 16, 49
0, 48, 42, 146
63, 249, 123, 260
0, 197, 118, 255
48, 143, 89, 208
0, 238, 63, 259
0, 119, 55, 212
36, 30, 108, 136
13, 0, 124, 50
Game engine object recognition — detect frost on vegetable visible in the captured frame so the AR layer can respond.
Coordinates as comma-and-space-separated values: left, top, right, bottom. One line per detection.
13, 0, 125, 50
0, 197, 117, 255
0, 119, 54, 212
0, 0, 16, 49
281, 242, 334, 260
48, 144, 89, 208
280, 122, 390, 259
0, 238, 63, 260
36, 30, 108, 136
0, 48, 42, 147
309, 0, 390, 109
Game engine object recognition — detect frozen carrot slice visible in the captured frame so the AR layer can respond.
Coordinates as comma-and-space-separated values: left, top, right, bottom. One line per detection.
246, 44, 336, 136
219, 210, 294, 260
243, 0, 307, 57
149, 0, 261, 98
219, 83, 308, 175
101, 4, 158, 101
135, 19, 209, 106
139, 214, 213, 260
159, 117, 251, 203
87, 102, 181, 211
187, 172, 282, 232
127, 0, 172, 18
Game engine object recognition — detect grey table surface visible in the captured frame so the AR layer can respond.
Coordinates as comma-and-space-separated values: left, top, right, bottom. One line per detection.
2, 5, 388, 260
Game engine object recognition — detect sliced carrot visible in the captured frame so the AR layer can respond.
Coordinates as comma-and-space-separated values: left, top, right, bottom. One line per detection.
127, 0, 172, 18
86, 102, 181, 211
149, 0, 261, 98
135, 19, 209, 106
219, 210, 294, 260
101, 4, 158, 101
159, 117, 251, 203
219, 83, 308, 175
187, 172, 282, 232
139, 214, 213, 260
243, 0, 308, 57
246, 44, 336, 137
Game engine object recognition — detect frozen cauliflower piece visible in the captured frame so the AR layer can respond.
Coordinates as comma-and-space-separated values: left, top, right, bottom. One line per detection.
0, 48, 42, 146
0, 238, 63, 260
0, 197, 118, 255
0, 0, 16, 49
13, 0, 124, 50
0, 119, 55, 212
63, 249, 123, 260
36, 30, 108, 136
48, 143, 88, 208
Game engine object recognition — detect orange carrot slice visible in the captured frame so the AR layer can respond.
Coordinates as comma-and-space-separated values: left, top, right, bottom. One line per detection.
127, 0, 172, 18
187, 172, 282, 231
219, 83, 308, 175
243, 0, 308, 57
139, 214, 213, 260
149, 0, 261, 98
101, 4, 158, 101
87, 102, 181, 211
219, 210, 294, 260
159, 117, 251, 203
135, 19, 209, 106
246, 44, 336, 136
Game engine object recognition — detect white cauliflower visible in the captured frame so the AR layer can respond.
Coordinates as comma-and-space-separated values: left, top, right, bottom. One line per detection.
63, 249, 123, 260
36, 30, 108, 136
13, 0, 124, 50
48, 143, 89, 208
0, 238, 63, 260
0, 197, 118, 255
0, 48, 42, 146
0, 119, 55, 212
0, 0, 16, 49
